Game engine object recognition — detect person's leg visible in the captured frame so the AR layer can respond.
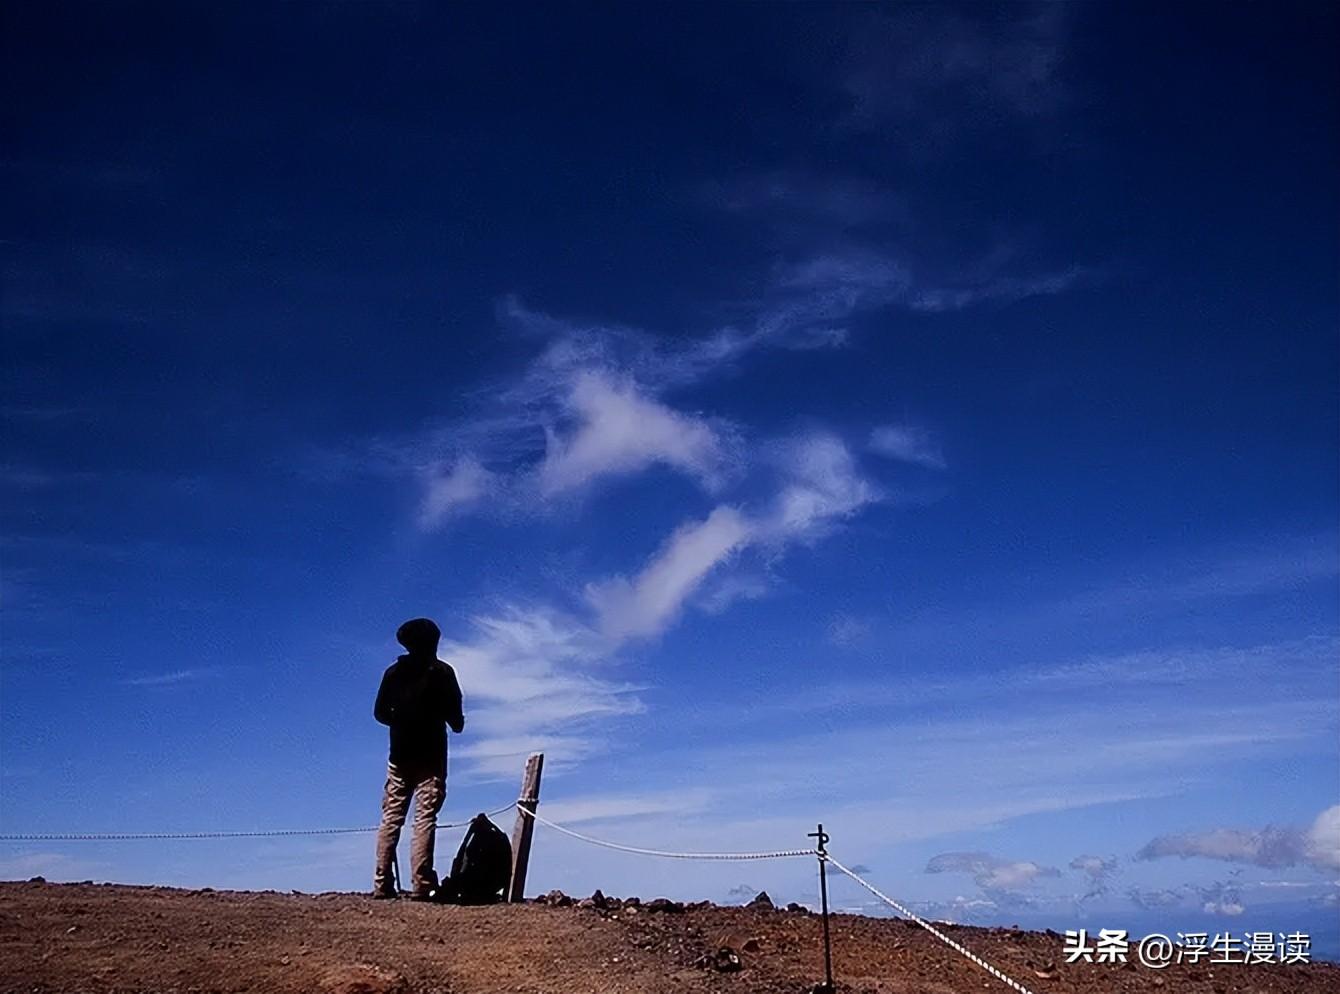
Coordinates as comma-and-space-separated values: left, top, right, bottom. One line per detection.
373, 763, 411, 895
408, 768, 446, 895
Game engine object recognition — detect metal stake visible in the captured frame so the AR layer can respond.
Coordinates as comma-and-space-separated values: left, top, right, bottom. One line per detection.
809, 823, 835, 994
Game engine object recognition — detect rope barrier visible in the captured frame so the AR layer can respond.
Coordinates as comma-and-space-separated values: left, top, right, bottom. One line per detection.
0, 803, 518, 842
826, 854, 1039, 994
3, 792, 1040, 994
514, 805, 815, 861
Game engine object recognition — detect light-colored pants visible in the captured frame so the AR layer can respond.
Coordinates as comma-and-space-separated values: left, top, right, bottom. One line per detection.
373, 760, 445, 895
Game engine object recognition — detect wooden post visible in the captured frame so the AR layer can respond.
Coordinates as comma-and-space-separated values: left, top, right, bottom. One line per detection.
507, 752, 544, 902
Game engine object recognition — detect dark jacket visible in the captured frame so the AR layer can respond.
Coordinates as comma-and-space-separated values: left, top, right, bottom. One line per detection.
374, 654, 464, 769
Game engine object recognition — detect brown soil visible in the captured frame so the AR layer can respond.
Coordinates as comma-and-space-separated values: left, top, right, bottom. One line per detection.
1, 880, 1334, 994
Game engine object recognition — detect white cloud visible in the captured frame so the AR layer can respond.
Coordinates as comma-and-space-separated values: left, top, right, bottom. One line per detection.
440, 607, 643, 779
697, 571, 772, 615
756, 251, 910, 349
1196, 879, 1248, 917
909, 267, 1086, 312
418, 456, 493, 528
122, 669, 216, 687
1070, 854, 1118, 880
1070, 854, 1119, 901
586, 506, 750, 640
1136, 805, 1340, 875
539, 371, 729, 498
1137, 826, 1301, 868
760, 431, 879, 542
868, 424, 946, 469
1305, 805, 1340, 872
926, 852, 1061, 893
349, 253, 1084, 529
441, 433, 880, 775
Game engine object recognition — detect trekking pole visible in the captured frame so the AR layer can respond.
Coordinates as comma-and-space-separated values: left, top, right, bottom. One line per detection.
809, 823, 835, 994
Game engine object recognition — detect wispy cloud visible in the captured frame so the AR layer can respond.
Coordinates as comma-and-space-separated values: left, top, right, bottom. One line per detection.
827, 613, 871, 648
707, 169, 905, 233
586, 506, 750, 641
0, 404, 94, 423
122, 669, 217, 687
838, 3, 1072, 143
447, 430, 882, 774
757, 431, 879, 544
908, 265, 1087, 312
443, 607, 644, 779
868, 424, 947, 469
336, 237, 1081, 531
0, 465, 57, 489
1136, 805, 1340, 874
418, 456, 495, 529
696, 571, 772, 615
1070, 854, 1119, 902
1128, 887, 1186, 910
926, 851, 1061, 905
538, 371, 731, 498
1054, 535, 1340, 620
1195, 877, 1247, 917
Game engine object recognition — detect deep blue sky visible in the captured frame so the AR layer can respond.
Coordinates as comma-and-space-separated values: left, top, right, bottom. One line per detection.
3, 1, 1338, 957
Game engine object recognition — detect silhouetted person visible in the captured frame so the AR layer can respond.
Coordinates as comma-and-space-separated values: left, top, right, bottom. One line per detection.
372, 617, 464, 899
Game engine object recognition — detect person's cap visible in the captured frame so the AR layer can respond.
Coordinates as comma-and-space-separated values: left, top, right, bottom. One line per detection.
396, 617, 441, 652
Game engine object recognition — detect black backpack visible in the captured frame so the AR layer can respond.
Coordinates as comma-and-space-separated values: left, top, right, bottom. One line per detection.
443, 813, 513, 905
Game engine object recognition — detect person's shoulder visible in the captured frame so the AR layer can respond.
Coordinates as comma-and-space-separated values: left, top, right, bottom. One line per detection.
432, 658, 459, 679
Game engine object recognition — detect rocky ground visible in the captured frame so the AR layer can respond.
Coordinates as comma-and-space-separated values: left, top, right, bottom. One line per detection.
1, 880, 1336, 994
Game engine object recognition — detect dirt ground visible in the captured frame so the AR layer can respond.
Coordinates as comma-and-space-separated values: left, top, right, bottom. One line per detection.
1, 880, 1335, 994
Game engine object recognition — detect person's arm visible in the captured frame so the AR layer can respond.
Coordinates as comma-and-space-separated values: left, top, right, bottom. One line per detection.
373, 667, 396, 726
441, 665, 464, 734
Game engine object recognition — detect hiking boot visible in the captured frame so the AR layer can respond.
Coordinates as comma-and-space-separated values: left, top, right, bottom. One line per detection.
371, 887, 398, 900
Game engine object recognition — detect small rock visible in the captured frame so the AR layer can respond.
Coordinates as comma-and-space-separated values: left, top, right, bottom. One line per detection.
318, 964, 408, 994
541, 889, 573, 907
65, 925, 79, 935
786, 901, 807, 913
645, 897, 685, 914
623, 896, 640, 907
710, 947, 743, 973
28, 876, 46, 884
1033, 963, 1057, 980
746, 890, 774, 910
